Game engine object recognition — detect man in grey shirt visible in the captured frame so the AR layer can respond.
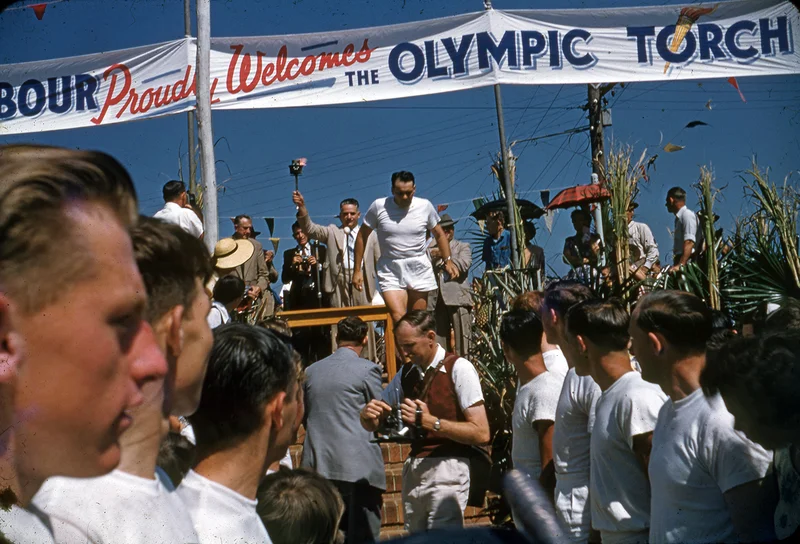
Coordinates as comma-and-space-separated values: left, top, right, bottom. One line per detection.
665, 187, 699, 267
302, 316, 386, 543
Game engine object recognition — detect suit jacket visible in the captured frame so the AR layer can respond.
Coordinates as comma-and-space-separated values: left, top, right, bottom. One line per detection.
281, 244, 328, 310
298, 214, 381, 302
429, 238, 472, 308
301, 347, 386, 490
231, 237, 270, 292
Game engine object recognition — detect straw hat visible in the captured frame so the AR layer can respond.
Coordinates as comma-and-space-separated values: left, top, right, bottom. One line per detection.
214, 238, 254, 269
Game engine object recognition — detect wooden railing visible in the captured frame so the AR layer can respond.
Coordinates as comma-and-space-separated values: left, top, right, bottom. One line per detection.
278, 304, 397, 379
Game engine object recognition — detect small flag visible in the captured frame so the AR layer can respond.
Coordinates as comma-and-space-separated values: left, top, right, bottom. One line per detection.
472, 198, 484, 211
544, 210, 555, 233
437, 204, 449, 213
477, 219, 486, 234
270, 238, 280, 253
31, 3, 46, 20
540, 190, 551, 208
664, 143, 685, 153
705, 99, 713, 110
727, 77, 747, 103
685, 120, 709, 129
264, 217, 275, 236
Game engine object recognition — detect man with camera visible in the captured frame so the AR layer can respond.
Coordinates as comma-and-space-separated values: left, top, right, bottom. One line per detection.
154, 180, 204, 239
282, 221, 328, 311
231, 214, 275, 315
360, 311, 490, 533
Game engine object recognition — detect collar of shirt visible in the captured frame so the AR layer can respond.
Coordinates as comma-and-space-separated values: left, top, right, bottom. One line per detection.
298, 242, 311, 253
343, 224, 360, 237
415, 345, 448, 375
163, 201, 182, 212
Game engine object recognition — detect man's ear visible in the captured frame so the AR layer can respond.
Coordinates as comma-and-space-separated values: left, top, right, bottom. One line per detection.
648, 332, 664, 356
549, 308, 559, 327
426, 330, 437, 344
165, 305, 186, 360
0, 294, 23, 385
360, 335, 368, 347
268, 391, 288, 431
576, 334, 589, 356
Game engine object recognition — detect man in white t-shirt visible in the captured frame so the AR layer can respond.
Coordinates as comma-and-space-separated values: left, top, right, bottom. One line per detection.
179, 323, 303, 544
511, 291, 568, 378
153, 180, 204, 238
501, 309, 563, 495
0, 147, 167, 543
631, 291, 776, 543
34, 218, 214, 543
566, 299, 667, 544
353, 171, 459, 322
361, 311, 489, 532
540, 281, 599, 543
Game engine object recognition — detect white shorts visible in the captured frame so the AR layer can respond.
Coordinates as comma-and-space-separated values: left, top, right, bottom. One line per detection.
376, 255, 437, 293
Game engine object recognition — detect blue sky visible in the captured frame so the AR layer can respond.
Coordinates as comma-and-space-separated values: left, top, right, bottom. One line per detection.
2, 0, 798, 281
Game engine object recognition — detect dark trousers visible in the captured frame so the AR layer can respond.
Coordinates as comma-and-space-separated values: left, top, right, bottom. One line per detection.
332, 480, 383, 544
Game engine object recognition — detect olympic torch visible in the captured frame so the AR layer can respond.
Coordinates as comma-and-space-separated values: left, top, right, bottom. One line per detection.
289, 158, 307, 192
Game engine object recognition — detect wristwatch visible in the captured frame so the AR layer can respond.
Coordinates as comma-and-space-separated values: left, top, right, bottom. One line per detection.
443, 256, 452, 263
433, 418, 441, 432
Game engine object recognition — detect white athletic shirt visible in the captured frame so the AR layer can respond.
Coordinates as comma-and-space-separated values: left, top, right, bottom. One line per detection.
553, 368, 601, 477
590, 371, 667, 540
0, 504, 55, 544
34, 469, 198, 543
512, 371, 564, 480
542, 348, 569, 378
177, 470, 272, 544
649, 389, 773, 544
154, 202, 204, 238
363, 196, 439, 260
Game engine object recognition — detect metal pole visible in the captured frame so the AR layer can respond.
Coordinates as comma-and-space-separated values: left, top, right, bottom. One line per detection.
184, 0, 197, 195
196, 0, 217, 251
493, 85, 520, 268
484, 0, 520, 267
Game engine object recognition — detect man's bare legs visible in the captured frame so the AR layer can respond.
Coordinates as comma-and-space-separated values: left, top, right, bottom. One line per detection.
383, 289, 431, 323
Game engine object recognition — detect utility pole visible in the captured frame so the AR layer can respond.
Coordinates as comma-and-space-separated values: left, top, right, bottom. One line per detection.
587, 84, 606, 177
485, 0, 520, 267
184, 0, 197, 195
196, 0, 217, 251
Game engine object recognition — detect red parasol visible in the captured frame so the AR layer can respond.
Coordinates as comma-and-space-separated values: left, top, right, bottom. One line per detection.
544, 183, 610, 211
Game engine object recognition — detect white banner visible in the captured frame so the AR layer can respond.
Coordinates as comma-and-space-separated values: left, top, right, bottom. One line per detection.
1, 0, 798, 134
0, 39, 193, 135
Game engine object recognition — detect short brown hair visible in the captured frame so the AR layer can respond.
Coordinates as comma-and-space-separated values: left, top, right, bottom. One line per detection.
131, 216, 212, 323
0, 145, 138, 313
511, 291, 543, 317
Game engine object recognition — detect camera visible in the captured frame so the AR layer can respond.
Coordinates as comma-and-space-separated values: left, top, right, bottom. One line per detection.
373, 403, 422, 443
187, 192, 197, 208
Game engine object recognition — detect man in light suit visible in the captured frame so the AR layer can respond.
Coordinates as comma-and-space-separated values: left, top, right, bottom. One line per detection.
231, 214, 276, 315
301, 317, 386, 544
428, 214, 472, 356
293, 191, 380, 307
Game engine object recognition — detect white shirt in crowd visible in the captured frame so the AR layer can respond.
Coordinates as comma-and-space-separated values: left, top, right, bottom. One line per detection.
512, 371, 564, 480
628, 220, 659, 269
590, 371, 667, 543
33, 469, 198, 544
177, 470, 272, 544
649, 389, 773, 544
542, 348, 569, 378
381, 345, 484, 410
343, 224, 361, 269
266, 449, 295, 476
207, 300, 230, 329
673, 205, 698, 259
0, 505, 55, 544
363, 196, 440, 260
552, 367, 602, 542
154, 201, 204, 238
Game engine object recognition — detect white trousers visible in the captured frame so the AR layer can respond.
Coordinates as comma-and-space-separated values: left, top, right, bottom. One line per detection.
554, 473, 592, 543
401, 456, 470, 533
